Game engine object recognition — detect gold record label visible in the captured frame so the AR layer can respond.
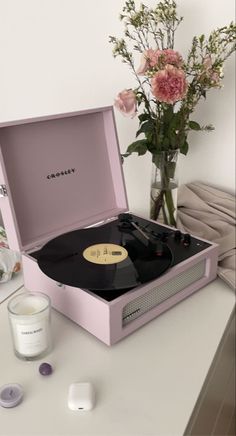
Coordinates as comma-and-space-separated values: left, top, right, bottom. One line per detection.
83, 243, 128, 265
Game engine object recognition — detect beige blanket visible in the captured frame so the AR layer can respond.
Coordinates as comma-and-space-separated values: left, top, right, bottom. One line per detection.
177, 182, 235, 290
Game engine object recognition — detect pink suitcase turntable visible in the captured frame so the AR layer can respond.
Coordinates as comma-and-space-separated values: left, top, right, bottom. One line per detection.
0, 107, 218, 345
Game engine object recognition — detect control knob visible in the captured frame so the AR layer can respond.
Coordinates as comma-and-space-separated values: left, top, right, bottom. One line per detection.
174, 230, 182, 241
183, 233, 191, 246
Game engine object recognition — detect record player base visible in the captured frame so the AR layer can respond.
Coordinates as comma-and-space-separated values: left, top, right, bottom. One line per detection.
22, 245, 218, 345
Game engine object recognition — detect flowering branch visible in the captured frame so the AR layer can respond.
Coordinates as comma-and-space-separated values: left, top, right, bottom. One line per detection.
109, 0, 235, 158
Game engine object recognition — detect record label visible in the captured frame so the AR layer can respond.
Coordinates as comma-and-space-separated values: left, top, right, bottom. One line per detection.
83, 243, 128, 265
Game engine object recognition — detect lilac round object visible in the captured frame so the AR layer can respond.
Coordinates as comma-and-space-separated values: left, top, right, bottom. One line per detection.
0, 383, 24, 408
39, 362, 53, 376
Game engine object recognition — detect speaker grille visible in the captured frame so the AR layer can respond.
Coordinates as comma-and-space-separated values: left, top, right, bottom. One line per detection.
122, 260, 206, 326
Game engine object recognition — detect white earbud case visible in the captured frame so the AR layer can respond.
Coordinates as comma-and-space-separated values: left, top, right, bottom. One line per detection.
68, 382, 95, 411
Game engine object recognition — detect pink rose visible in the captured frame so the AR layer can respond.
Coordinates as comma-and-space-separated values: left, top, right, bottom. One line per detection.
151, 65, 188, 104
114, 89, 137, 117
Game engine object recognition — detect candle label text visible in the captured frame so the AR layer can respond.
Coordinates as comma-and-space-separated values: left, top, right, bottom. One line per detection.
14, 320, 49, 357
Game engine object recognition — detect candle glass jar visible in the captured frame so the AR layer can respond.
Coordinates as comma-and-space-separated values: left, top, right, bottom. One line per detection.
8, 292, 51, 361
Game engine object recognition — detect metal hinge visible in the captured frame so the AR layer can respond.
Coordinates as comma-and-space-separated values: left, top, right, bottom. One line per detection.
0, 185, 8, 197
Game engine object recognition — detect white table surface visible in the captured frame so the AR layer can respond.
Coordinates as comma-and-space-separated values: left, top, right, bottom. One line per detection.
0, 278, 235, 436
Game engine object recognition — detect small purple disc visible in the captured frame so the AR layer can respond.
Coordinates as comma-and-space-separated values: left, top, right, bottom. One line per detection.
39, 362, 53, 376
0, 383, 24, 408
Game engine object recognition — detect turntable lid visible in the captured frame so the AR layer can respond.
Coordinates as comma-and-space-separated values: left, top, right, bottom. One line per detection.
0, 107, 128, 251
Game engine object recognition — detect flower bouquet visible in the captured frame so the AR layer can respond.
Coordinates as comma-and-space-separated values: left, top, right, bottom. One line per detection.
109, 0, 235, 227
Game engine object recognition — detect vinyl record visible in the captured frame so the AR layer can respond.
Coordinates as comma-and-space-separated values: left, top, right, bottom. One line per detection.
37, 219, 172, 291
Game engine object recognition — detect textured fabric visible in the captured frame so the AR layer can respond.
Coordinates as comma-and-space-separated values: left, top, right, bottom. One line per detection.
0, 227, 21, 283
177, 182, 235, 290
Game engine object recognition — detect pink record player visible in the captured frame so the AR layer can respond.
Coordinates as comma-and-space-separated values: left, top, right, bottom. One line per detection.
0, 107, 218, 345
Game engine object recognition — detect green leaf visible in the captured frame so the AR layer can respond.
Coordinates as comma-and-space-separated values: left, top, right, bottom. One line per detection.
163, 137, 170, 147
199, 34, 205, 44
136, 120, 154, 138
166, 161, 176, 179
189, 121, 201, 131
152, 156, 177, 179
147, 141, 158, 154
169, 131, 177, 148
138, 113, 150, 123
152, 154, 161, 168
164, 106, 174, 124
126, 139, 148, 156
180, 140, 189, 155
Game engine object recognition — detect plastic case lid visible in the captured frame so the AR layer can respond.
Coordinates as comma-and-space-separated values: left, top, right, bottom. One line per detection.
0, 107, 128, 252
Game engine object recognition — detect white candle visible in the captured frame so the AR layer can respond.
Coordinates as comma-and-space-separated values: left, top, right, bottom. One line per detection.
8, 292, 51, 360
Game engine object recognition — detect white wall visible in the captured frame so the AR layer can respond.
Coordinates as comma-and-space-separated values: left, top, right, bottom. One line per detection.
0, 0, 235, 220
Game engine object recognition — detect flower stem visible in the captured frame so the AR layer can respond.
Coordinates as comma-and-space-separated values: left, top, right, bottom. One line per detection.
150, 151, 178, 227
164, 189, 176, 227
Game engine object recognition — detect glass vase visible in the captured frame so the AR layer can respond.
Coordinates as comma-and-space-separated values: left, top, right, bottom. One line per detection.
150, 150, 179, 227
